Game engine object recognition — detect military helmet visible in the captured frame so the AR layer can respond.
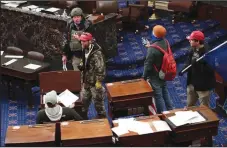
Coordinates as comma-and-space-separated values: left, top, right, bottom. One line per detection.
70, 7, 83, 17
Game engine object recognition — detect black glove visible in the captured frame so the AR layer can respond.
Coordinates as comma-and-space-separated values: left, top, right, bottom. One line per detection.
77, 62, 84, 71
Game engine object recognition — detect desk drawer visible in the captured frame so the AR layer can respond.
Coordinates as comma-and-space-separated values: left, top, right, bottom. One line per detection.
111, 96, 153, 109
171, 126, 218, 143
119, 132, 167, 147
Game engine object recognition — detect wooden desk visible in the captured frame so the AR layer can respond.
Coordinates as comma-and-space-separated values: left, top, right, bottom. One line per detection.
162, 105, 219, 146
112, 115, 169, 147
39, 71, 83, 114
214, 72, 227, 114
61, 119, 113, 146
106, 79, 154, 119
5, 124, 55, 147
1, 54, 50, 106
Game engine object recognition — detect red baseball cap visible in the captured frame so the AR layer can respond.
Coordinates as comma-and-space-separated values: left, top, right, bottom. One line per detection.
186, 31, 205, 41
79, 32, 93, 41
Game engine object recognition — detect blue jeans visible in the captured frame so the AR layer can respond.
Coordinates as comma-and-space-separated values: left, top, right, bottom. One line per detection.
149, 80, 174, 114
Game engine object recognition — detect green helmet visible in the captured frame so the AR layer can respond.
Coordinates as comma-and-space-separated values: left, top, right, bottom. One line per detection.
70, 7, 83, 17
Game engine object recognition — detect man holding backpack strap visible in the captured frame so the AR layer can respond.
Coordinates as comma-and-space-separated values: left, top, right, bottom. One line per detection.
143, 25, 175, 114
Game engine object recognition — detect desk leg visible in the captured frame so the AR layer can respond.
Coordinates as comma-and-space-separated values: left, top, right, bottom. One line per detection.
25, 81, 34, 108
108, 101, 113, 120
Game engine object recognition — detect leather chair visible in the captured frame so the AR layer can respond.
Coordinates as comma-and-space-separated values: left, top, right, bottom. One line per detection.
6, 46, 23, 55
27, 51, 45, 61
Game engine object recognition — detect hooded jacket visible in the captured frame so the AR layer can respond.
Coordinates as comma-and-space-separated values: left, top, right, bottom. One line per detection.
81, 42, 106, 85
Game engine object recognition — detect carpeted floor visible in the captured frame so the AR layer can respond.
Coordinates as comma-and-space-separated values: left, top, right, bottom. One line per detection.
1, 17, 227, 146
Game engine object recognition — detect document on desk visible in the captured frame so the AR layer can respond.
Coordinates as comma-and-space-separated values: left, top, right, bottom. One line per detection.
112, 126, 129, 136
1, 51, 3, 56
58, 89, 79, 107
24, 64, 41, 70
4, 3, 19, 8
26, 5, 38, 9
152, 120, 171, 132
132, 121, 153, 135
46, 7, 60, 12
168, 111, 206, 127
5, 55, 24, 59
3, 59, 17, 66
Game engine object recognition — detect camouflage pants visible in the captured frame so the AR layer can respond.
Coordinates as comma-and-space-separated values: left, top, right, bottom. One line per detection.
81, 84, 106, 117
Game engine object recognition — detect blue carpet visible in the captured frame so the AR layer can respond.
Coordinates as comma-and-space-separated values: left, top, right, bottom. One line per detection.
1, 18, 227, 146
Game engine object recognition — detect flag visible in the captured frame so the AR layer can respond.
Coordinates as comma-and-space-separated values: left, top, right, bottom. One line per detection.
148, 97, 157, 115
203, 41, 227, 82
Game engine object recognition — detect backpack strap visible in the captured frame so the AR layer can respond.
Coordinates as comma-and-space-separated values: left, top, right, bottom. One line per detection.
150, 39, 170, 72
150, 39, 170, 54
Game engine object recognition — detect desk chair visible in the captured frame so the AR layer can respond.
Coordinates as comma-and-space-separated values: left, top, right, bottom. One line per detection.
2, 46, 23, 99
6, 46, 23, 55
27, 51, 45, 62
39, 71, 83, 114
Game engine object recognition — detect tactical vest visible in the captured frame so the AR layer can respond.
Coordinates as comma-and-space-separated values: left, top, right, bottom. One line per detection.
69, 29, 83, 52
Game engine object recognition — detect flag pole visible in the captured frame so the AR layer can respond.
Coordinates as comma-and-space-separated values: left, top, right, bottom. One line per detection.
181, 41, 227, 74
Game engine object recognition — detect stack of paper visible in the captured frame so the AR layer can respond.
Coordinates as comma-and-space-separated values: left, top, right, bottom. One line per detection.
58, 89, 79, 107
168, 110, 206, 127
111, 118, 153, 136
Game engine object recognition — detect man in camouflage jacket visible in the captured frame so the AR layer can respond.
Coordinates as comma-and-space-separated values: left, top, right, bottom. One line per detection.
78, 32, 106, 119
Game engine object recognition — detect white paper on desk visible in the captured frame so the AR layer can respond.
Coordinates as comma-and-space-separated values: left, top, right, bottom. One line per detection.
152, 120, 171, 132
1, 51, 3, 55
3, 59, 17, 66
4, 3, 19, 8
134, 121, 153, 135
26, 5, 38, 9
112, 126, 129, 136
58, 89, 79, 107
35, 8, 45, 12
45, 7, 60, 12
118, 118, 135, 129
5, 55, 24, 59
1, 1, 10, 3
24, 64, 41, 70
168, 111, 206, 127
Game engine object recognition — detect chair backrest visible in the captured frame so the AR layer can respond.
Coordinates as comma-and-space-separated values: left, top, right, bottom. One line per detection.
39, 71, 81, 94
6, 46, 23, 55
27, 51, 45, 61
96, 1, 118, 14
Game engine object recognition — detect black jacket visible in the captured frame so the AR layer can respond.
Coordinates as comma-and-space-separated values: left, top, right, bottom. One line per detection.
36, 107, 83, 124
183, 45, 215, 91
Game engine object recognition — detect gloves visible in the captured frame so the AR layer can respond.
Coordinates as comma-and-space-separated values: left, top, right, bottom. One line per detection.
77, 60, 84, 71
62, 55, 67, 64
95, 81, 102, 89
